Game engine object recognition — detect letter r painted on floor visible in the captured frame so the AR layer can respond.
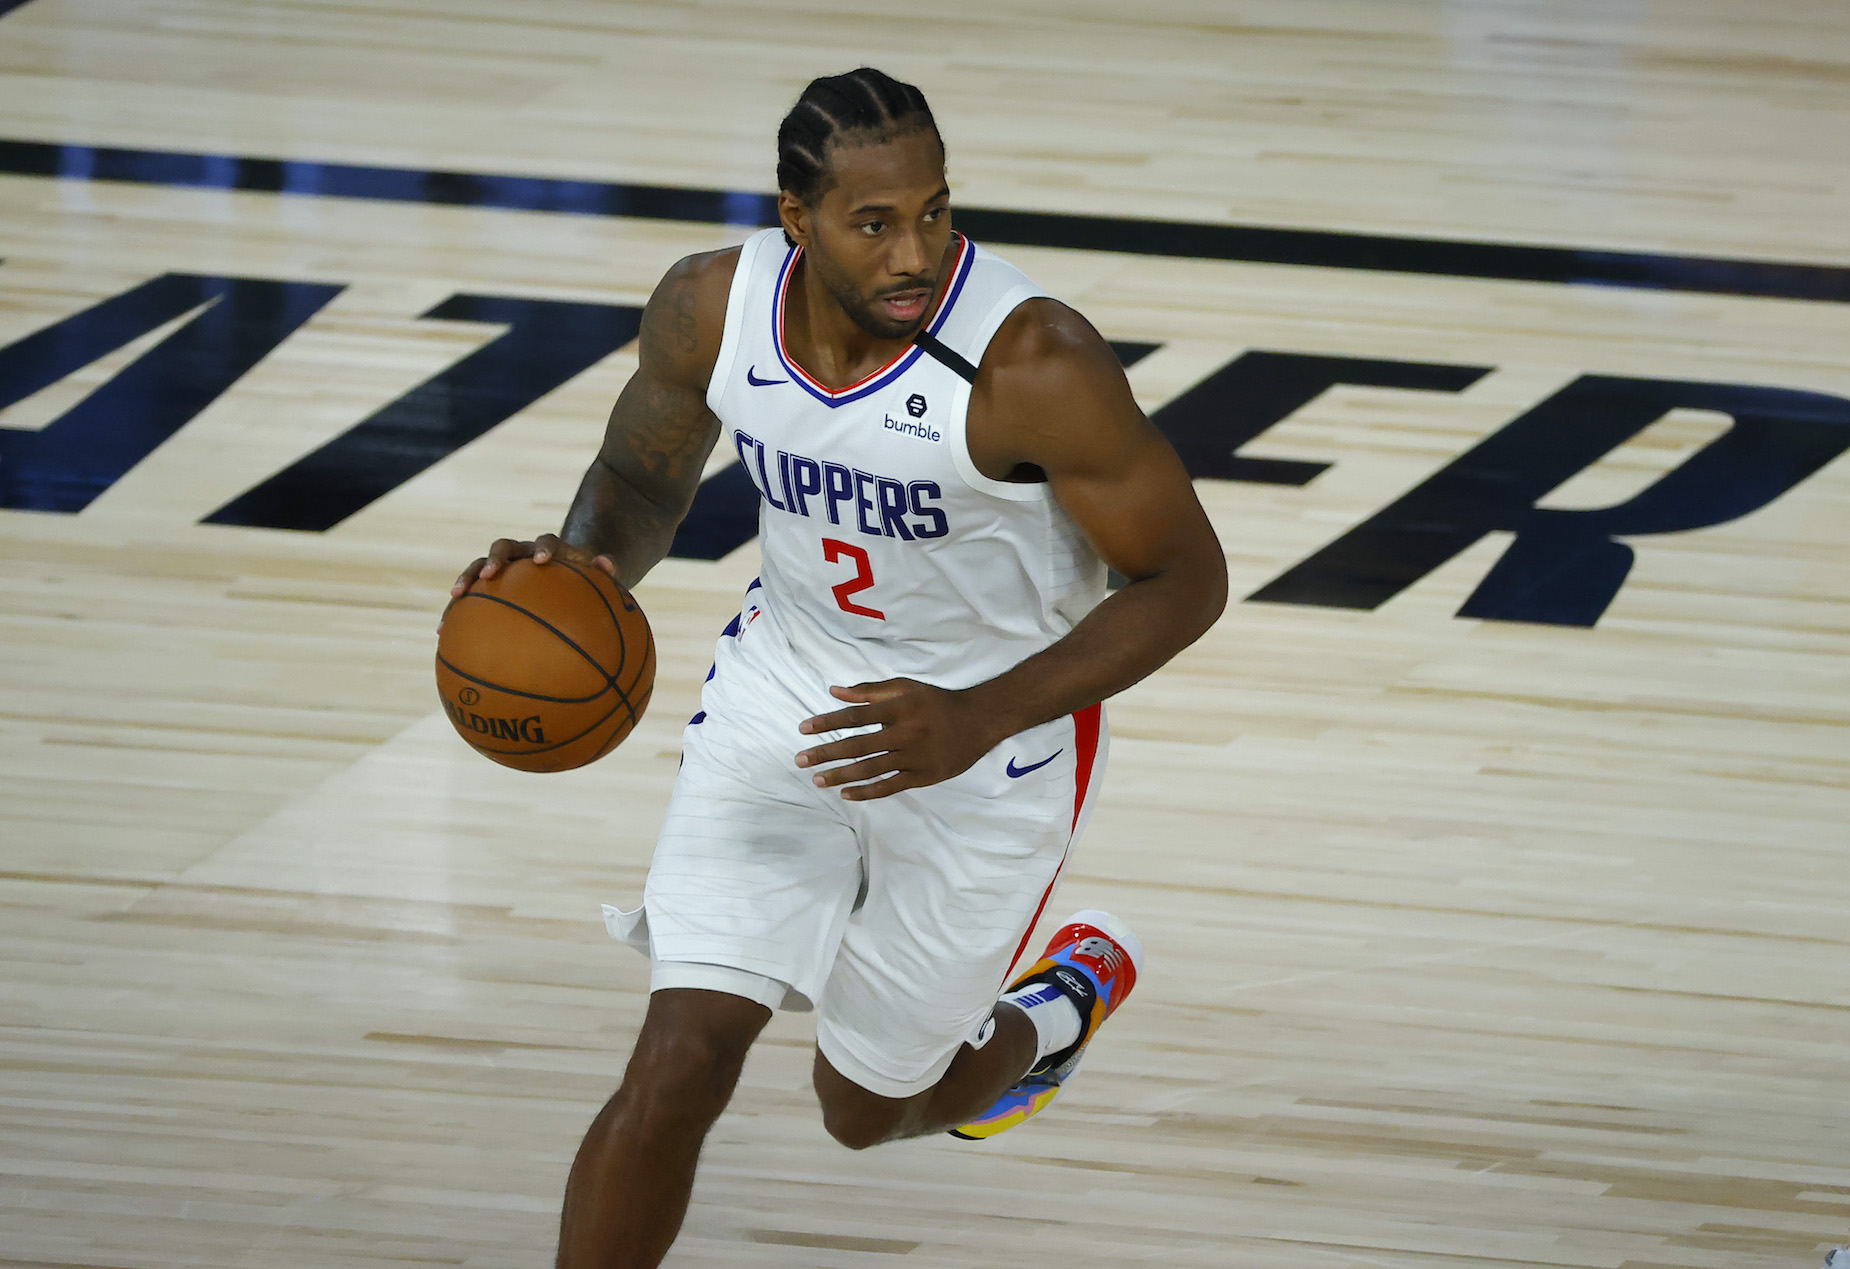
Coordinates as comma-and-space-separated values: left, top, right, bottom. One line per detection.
1251, 375, 1850, 626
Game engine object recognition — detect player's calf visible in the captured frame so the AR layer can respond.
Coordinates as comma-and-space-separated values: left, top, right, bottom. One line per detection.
812, 1064, 909, 1151
557, 989, 770, 1268
812, 1002, 1039, 1148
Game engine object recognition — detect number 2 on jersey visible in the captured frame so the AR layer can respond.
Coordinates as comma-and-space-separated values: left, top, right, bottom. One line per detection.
822, 538, 885, 620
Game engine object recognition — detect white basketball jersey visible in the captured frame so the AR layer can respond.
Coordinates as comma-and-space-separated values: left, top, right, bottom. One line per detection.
705, 228, 1107, 691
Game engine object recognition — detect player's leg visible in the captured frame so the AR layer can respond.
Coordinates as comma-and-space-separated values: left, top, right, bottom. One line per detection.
809, 706, 1125, 1147
557, 987, 771, 1269
812, 908, 1143, 1146
810, 996, 1036, 1147
569, 613, 864, 1261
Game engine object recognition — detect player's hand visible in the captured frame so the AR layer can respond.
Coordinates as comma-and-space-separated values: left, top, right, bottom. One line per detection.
796, 679, 997, 801
442, 535, 616, 630
449, 534, 616, 599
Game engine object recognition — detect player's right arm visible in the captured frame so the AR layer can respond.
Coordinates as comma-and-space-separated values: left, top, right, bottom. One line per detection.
450, 248, 736, 597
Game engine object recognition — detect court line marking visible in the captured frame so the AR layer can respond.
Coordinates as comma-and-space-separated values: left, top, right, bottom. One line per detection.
2, 139, 1847, 304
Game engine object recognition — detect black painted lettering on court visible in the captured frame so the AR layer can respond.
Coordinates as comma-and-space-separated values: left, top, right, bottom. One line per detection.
670, 463, 764, 561
1251, 375, 1850, 626
0, 273, 343, 513
6, 268, 1848, 629
1148, 351, 1489, 485
208, 294, 644, 531
1106, 341, 1160, 370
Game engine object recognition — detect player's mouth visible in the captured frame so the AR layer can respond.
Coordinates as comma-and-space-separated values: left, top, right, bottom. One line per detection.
877, 287, 932, 325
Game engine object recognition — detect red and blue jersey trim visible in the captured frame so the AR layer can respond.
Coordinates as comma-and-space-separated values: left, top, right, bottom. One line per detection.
771, 233, 975, 408
1002, 703, 1104, 979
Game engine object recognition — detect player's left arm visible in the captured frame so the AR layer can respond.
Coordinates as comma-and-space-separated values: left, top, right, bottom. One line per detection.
798, 299, 1227, 798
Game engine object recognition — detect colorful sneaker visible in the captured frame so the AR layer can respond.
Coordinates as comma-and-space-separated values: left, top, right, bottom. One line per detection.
949, 909, 1143, 1140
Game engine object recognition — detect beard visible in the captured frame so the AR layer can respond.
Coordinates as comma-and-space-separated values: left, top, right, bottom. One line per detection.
809, 252, 935, 341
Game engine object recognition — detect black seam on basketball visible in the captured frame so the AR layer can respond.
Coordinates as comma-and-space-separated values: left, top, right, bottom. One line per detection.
609, 677, 650, 739
586, 682, 652, 764
621, 620, 654, 699
464, 683, 650, 759
616, 606, 649, 703
587, 722, 624, 765
617, 633, 655, 726
448, 590, 617, 688
436, 653, 611, 705
462, 688, 638, 757
555, 557, 627, 675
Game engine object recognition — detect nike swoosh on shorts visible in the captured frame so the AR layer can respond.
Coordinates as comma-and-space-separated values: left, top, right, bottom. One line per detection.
1005, 750, 1063, 778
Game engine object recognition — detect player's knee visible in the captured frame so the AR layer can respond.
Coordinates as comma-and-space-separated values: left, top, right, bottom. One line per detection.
818, 1096, 903, 1151
622, 1029, 752, 1127
813, 1060, 908, 1150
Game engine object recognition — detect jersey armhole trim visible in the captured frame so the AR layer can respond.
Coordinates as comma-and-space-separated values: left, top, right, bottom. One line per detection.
705, 230, 771, 413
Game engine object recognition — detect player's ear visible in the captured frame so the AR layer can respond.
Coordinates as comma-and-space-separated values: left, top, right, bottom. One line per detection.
778, 190, 812, 250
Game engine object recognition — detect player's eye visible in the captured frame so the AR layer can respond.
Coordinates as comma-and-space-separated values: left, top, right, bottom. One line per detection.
858, 220, 884, 236
923, 207, 946, 222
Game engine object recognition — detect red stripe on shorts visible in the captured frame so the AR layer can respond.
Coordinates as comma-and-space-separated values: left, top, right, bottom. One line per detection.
1004, 703, 1104, 978
1068, 702, 1102, 832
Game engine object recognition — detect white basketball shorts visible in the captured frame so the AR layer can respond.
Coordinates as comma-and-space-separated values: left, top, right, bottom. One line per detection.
602, 597, 1106, 1099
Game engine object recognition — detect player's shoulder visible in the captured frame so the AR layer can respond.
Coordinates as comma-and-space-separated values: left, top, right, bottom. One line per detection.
966, 294, 1143, 468
656, 245, 742, 323
640, 245, 743, 383
977, 296, 1123, 394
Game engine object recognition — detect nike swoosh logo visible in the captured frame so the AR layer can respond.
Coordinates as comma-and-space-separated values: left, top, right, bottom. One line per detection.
1005, 749, 1063, 778
746, 365, 787, 387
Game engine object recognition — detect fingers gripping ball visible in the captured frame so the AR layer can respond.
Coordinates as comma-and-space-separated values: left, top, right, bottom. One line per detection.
436, 559, 655, 772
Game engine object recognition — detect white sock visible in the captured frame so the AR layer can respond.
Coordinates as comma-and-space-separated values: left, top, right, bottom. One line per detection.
1000, 982, 1082, 1062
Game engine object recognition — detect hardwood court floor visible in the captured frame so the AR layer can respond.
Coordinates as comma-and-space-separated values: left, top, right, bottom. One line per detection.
1, 2, 1848, 1267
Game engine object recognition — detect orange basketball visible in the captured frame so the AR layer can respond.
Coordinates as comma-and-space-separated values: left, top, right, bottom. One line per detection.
436, 557, 654, 772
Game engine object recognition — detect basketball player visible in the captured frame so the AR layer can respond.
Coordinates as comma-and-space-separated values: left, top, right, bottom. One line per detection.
453, 69, 1227, 1268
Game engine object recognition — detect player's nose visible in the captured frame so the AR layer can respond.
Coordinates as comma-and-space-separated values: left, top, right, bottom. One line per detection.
887, 226, 931, 277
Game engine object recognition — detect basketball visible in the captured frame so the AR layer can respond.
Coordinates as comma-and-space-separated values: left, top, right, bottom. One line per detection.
435, 558, 655, 772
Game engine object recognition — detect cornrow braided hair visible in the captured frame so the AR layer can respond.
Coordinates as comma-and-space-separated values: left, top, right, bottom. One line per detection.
776, 68, 943, 246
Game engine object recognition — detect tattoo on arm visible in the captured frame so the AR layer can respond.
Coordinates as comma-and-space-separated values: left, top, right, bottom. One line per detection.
622, 373, 713, 491
559, 258, 725, 587
563, 383, 719, 587
671, 278, 699, 355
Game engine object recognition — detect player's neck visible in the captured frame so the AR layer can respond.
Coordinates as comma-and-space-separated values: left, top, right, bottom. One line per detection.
784, 242, 957, 390
784, 263, 913, 390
